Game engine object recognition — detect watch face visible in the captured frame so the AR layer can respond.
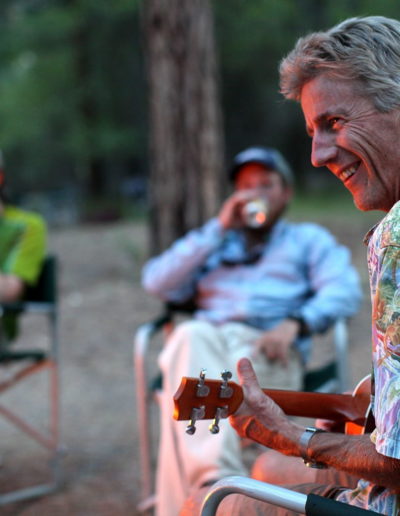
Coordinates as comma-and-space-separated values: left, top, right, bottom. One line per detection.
288, 315, 309, 337
300, 427, 328, 469
304, 460, 328, 469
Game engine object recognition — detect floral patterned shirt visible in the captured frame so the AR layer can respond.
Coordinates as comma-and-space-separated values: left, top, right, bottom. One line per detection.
336, 201, 400, 515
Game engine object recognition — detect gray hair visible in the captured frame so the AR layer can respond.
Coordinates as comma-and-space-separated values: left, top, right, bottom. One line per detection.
280, 16, 400, 112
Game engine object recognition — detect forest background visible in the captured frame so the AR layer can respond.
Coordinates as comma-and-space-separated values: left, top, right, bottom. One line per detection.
1, 0, 400, 244
0, 2, 398, 514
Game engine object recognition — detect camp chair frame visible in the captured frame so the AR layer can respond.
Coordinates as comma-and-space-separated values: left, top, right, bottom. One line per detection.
0, 254, 62, 505
133, 305, 350, 513
200, 476, 381, 516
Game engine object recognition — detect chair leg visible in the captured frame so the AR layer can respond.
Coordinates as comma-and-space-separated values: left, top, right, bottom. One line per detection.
134, 323, 156, 512
334, 319, 350, 392
0, 359, 64, 505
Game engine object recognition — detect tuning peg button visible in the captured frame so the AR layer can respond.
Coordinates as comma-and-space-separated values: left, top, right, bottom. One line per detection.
209, 422, 220, 434
196, 369, 210, 397
186, 424, 196, 435
219, 370, 233, 398
221, 370, 232, 381
186, 405, 205, 435
208, 406, 228, 434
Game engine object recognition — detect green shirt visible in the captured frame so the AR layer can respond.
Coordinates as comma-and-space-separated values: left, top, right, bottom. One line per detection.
0, 205, 47, 340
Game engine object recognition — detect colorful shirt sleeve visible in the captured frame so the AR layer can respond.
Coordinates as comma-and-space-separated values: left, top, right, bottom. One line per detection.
370, 244, 400, 459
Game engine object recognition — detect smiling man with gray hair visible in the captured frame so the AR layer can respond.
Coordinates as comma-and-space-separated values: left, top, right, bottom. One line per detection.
192, 15, 400, 516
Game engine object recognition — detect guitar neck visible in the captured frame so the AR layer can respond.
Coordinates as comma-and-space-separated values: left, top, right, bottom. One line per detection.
173, 376, 371, 427
263, 388, 369, 425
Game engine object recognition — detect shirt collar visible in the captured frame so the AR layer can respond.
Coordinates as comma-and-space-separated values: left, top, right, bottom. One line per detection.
363, 200, 400, 246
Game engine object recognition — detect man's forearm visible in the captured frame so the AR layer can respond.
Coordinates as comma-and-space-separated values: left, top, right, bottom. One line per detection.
244, 417, 400, 492
308, 431, 400, 491
232, 358, 400, 493
142, 219, 223, 296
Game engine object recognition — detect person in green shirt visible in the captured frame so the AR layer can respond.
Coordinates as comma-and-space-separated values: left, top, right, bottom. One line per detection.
0, 154, 47, 340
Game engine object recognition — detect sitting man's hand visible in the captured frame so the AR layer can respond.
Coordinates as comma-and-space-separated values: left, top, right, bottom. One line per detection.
218, 189, 261, 230
253, 319, 300, 366
0, 273, 25, 303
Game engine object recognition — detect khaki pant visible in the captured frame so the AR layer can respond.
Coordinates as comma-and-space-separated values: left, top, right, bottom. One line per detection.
156, 320, 303, 516
181, 468, 359, 516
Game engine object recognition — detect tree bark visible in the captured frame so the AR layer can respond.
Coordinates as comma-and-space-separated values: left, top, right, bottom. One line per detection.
143, 0, 225, 254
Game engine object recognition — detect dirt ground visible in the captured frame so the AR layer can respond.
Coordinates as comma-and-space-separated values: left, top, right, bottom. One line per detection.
0, 214, 379, 515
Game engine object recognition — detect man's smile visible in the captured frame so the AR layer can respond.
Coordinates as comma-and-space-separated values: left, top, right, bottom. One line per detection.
337, 162, 360, 183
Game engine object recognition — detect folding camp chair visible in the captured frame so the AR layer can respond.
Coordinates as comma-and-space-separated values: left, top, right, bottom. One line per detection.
200, 476, 381, 516
0, 254, 62, 504
133, 303, 351, 513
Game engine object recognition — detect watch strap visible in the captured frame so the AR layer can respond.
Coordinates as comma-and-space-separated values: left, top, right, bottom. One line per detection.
287, 315, 310, 337
299, 426, 327, 469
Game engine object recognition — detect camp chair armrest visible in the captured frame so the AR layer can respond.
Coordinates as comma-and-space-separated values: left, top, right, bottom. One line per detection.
0, 349, 47, 362
1, 301, 56, 314
200, 476, 381, 516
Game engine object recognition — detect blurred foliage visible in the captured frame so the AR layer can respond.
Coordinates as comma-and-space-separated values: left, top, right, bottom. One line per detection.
0, 0, 145, 202
0, 0, 399, 215
213, 0, 400, 191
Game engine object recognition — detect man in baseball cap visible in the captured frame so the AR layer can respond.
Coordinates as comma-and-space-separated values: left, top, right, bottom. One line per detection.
142, 145, 361, 516
230, 146, 294, 186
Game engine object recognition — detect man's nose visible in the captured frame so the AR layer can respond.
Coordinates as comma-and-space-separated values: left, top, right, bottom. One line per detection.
311, 133, 337, 167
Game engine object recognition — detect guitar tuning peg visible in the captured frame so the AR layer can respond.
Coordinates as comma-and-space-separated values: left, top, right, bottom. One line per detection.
186, 424, 196, 435
186, 405, 205, 435
208, 406, 228, 434
221, 370, 232, 382
209, 420, 220, 434
219, 370, 233, 399
196, 369, 210, 397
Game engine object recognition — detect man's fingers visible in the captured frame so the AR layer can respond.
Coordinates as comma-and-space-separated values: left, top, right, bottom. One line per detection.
253, 337, 275, 360
254, 338, 287, 365
277, 348, 289, 367
237, 357, 267, 408
230, 358, 259, 417
235, 358, 287, 423
237, 357, 259, 386
251, 338, 263, 358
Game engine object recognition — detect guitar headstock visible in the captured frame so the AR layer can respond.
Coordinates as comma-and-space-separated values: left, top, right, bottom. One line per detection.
173, 369, 243, 435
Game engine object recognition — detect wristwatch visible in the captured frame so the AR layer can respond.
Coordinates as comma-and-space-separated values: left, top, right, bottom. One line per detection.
287, 315, 310, 337
299, 426, 328, 469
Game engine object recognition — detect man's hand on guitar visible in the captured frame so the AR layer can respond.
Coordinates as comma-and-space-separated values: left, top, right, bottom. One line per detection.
173, 367, 370, 437
229, 357, 304, 455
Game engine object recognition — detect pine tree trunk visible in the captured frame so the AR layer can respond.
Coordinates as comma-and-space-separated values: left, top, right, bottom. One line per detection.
143, 0, 225, 254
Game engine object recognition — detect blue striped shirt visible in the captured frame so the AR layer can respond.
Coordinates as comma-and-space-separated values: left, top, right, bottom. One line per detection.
142, 218, 362, 362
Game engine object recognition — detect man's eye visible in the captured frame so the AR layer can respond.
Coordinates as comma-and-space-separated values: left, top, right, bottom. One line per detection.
328, 117, 341, 129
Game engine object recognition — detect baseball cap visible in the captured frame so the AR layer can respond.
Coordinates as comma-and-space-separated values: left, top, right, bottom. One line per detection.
230, 146, 293, 185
